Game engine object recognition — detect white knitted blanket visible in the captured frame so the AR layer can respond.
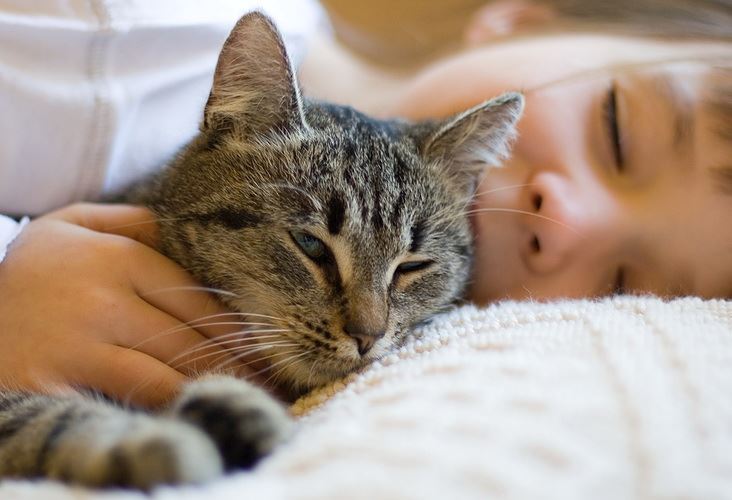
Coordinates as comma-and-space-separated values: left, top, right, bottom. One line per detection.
2, 297, 731, 500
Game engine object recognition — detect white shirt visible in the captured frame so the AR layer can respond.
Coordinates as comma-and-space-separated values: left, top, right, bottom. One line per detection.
0, 0, 323, 262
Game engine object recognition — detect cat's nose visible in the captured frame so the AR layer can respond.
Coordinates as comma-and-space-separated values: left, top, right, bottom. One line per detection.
343, 322, 384, 356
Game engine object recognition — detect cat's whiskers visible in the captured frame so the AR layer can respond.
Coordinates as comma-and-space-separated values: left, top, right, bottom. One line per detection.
522, 285, 535, 299
472, 182, 537, 197
209, 329, 286, 342
161, 327, 283, 364
223, 341, 299, 353
186, 311, 250, 323
305, 356, 319, 388
138, 291, 290, 338
263, 351, 313, 388
167, 331, 291, 369
106, 216, 195, 232
461, 207, 580, 234
429, 195, 478, 230
141, 286, 240, 299
207, 338, 300, 370
167, 330, 293, 369
226, 311, 290, 323
215, 348, 302, 375
196, 328, 287, 346
173, 339, 298, 376
126, 319, 281, 353
118, 342, 302, 409
219, 342, 300, 362
178, 341, 299, 373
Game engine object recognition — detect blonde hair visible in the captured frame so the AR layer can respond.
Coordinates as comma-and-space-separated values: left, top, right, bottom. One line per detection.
536, 0, 732, 40
318, 0, 732, 60
704, 65, 732, 195
536, 0, 732, 41
320, 0, 732, 190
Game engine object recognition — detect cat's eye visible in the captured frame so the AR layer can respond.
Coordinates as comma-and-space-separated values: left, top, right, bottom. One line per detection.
396, 260, 433, 274
612, 267, 626, 295
603, 82, 624, 172
290, 231, 327, 261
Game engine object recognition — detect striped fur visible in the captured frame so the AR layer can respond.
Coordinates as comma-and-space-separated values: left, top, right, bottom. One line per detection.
0, 376, 290, 489
0, 12, 521, 489
132, 13, 522, 394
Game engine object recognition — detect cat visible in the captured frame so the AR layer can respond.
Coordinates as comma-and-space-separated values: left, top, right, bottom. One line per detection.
0, 12, 523, 490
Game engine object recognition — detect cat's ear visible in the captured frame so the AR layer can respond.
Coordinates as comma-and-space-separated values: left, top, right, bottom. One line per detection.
203, 11, 306, 136
420, 92, 524, 193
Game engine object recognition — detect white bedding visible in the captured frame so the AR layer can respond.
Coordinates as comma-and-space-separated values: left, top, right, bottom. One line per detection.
2, 296, 731, 500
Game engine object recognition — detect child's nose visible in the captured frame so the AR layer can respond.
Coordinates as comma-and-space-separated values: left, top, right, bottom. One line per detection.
523, 170, 616, 274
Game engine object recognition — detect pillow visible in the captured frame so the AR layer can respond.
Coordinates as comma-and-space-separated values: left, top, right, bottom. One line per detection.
3, 296, 729, 499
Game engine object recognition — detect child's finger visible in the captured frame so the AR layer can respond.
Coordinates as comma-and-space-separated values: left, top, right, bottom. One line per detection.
112, 296, 248, 376
66, 345, 188, 408
50, 203, 243, 340
48, 203, 242, 340
124, 243, 249, 341
46, 203, 160, 248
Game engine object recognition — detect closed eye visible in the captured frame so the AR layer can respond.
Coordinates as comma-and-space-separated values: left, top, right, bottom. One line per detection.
603, 81, 624, 172
396, 260, 433, 274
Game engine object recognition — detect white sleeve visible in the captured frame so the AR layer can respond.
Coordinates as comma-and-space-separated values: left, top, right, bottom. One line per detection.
0, 0, 325, 217
0, 215, 29, 264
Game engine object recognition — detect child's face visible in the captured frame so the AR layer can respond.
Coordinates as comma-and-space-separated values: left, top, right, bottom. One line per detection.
392, 35, 732, 302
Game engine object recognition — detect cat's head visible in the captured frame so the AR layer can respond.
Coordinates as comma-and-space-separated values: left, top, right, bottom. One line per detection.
150, 12, 523, 394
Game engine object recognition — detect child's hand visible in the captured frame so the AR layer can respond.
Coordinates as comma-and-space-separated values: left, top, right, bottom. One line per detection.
0, 203, 245, 408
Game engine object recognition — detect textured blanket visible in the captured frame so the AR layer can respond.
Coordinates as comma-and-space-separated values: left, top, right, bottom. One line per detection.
2, 297, 731, 500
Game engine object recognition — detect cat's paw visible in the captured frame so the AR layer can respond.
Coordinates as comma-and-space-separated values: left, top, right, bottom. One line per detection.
56, 417, 223, 490
172, 376, 293, 470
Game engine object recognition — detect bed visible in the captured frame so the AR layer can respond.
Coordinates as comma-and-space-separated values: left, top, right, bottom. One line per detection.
1, 296, 731, 500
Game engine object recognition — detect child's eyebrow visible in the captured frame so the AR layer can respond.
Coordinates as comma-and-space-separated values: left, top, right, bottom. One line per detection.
647, 72, 695, 157
701, 65, 732, 196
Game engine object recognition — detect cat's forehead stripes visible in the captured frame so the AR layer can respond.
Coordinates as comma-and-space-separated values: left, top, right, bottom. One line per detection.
195, 208, 263, 230
341, 148, 412, 235
370, 184, 385, 230
327, 193, 346, 235
409, 221, 426, 253
324, 234, 354, 286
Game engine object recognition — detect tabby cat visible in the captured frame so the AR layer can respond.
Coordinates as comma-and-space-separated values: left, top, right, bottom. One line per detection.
0, 12, 523, 490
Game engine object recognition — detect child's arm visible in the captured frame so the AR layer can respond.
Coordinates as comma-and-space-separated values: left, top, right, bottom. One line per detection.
0, 203, 244, 408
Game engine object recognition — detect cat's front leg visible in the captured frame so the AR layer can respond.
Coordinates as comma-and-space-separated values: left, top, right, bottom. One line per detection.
171, 375, 293, 471
0, 391, 223, 489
